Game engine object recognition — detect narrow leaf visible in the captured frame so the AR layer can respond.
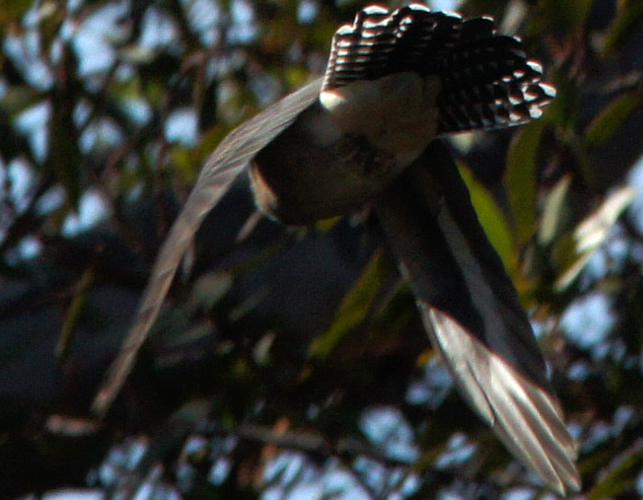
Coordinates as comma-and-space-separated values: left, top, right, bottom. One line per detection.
308, 249, 392, 360
539, 175, 573, 246
585, 90, 643, 149
588, 440, 643, 499
556, 186, 635, 290
459, 164, 516, 271
602, 0, 643, 57
57, 267, 96, 364
505, 120, 546, 248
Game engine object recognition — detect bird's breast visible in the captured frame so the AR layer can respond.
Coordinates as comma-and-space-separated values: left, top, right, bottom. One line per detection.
320, 72, 442, 164
250, 73, 441, 225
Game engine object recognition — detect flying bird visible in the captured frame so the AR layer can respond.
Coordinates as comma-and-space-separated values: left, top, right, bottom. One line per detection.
93, 4, 580, 494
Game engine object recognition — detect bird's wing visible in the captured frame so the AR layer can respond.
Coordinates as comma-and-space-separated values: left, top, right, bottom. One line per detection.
375, 141, 580, 495
92, 78, 322, 416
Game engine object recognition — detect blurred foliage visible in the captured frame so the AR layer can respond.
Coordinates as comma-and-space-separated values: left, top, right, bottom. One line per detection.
0, 0, 642, 498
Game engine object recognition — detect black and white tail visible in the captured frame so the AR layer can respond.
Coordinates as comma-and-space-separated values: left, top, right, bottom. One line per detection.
322, 3, 556, 133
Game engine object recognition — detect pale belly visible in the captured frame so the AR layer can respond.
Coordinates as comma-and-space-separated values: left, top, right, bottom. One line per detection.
249, 73, 441, 225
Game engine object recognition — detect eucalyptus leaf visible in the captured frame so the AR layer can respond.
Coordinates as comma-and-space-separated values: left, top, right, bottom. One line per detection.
308, 250, 392, 360
556, 186, 635, 290
602, 0, 643, 56
505, 120, 546, 248
459, 164, 516, 271
588, 441, 643, 499
539, 175, 572, 247
585, 90, 642, 150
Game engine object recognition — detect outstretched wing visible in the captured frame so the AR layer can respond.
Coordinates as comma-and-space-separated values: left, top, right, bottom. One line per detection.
92, 78, 322, 416
322, 3, 555, 133
375, 142, 580, 495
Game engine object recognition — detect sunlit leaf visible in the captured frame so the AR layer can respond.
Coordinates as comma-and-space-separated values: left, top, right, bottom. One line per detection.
574, 187, 635, 253
505, 120, 546, 248
0, 86, 42, 115
539, 174, 573, 246
556, 186, 635, 290
308, 249, 393, 360
285, 66, 312, 88
170, 146, 196, 183
119, 45, 158, 65
459, 164, 516, 271
315, 216, 342, 232
38, 2, 65, 48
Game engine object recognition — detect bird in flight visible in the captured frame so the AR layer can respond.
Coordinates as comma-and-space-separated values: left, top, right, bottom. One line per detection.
93, 4, 579, 495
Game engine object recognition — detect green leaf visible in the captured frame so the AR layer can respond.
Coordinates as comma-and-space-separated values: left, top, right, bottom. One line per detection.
308, 249, 393, 360
170, 146, 196, 183
0, 0, 32, 26
459, 164, 516, 271
370, 283, 415, 339
555, 186, 635, 290
539, 0, 593, 32
0, 86, 42, 115
573, 187, 635, 254
539, 174, 573, 247
315, 216, 342, 232
57, 267, 95, 364
602, 0, 643, 57
584, 90, 643, 149
505, 120, 546, 248
190, 271, 234, 311
588, 442, 643, 499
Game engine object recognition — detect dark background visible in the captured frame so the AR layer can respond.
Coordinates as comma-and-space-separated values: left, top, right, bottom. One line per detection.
0, 0, 642, 497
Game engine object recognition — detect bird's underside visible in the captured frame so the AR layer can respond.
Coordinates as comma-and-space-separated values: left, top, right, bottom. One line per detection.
93, 3, 579, 495
251, 4, 555, 224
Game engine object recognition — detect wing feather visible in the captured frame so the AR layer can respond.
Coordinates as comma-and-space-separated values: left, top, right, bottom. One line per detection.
92, 79, 322, 416
375, 142, 580, 494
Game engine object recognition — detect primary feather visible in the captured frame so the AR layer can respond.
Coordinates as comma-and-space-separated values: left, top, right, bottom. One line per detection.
376, 143, 580, 495
92, 80, 321, 416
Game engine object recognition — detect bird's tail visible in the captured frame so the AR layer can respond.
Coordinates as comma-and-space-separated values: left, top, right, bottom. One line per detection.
436, 24, 556, 133
322, 3, 556, 134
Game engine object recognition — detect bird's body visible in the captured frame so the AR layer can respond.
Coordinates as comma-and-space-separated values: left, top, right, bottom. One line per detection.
320, 72, 442, 163
249, 87, 395, 224
94, 4, 579, 495
250, 4, 554, 224
250, 72, 441, 223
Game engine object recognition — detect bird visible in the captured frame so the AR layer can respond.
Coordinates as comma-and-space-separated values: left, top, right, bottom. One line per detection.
92, 3, 580, 495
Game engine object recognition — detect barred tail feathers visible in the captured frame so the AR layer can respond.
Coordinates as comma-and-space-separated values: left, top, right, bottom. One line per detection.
437, 30, 556, 133
321, 3, 556, 134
